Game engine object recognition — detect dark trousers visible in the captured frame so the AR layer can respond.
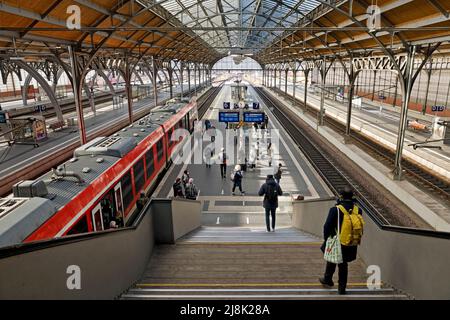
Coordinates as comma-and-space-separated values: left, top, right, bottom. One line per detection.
232, 181, 242, 193
265, 207, 276, 231
324, 261, 348, 289
220, 164, 226, 178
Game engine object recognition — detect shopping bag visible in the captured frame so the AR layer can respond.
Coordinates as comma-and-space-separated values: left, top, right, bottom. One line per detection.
323, 207, 343, 264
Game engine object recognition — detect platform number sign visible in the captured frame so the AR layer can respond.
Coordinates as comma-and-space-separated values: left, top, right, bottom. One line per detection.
223, 102, 231, 109
432, 105, 446, 112
34, 105, 46, 112
253, 102, 260, 110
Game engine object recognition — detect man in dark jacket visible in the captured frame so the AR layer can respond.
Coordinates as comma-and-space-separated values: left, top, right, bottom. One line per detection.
258, 175, 283, 232
319, 187, 362, 295
173, 178, 184, 198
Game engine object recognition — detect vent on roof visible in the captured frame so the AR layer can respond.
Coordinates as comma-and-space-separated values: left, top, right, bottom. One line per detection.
13, 180, 49, 198
96, 158, 104, 163
96, 136, 121, 148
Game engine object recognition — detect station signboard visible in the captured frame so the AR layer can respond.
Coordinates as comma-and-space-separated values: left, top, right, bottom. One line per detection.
223, 102, 231, 109
243, 112, 265, 123
432, 105, 446, 112
219, 112, 240, 123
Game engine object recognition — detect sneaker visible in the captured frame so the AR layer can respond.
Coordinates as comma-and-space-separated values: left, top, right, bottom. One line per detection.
241, 191, 245, 195
338, 286, 346, 295
232, 192, 235, 195
319, 277, 334, 288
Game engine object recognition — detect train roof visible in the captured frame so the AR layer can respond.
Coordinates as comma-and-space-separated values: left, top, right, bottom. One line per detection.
0, 99, 194, 248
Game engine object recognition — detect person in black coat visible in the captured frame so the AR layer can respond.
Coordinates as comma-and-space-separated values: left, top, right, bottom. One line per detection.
319, 187, 362, 295
173, 178, 184, 198
258, 175, 283, 232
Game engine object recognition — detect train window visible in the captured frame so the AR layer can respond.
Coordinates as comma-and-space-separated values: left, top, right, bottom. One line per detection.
168, 128, 175, 147
121, 170, 133, 210
67, 216, 88, 235
145, 148, 154, 179
178, 119, 184, 129
156, 139, 164, 161
133, 158, 145, 193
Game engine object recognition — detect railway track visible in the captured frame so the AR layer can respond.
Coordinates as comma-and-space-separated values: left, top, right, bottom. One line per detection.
0, 85, 216, 197
255, 87, 413, 227
272, 87, 450, 203
8, 90, 126, 120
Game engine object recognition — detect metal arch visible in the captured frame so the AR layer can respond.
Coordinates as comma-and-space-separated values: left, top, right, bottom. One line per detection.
13, 60, 64, 123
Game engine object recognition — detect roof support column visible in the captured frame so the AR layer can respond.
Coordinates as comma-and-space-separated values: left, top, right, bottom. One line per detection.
293, 69, 297, 102
303, 69, 310, 113
319, 63, 326, 126
272, 68, 275, 88
180, 63, 184, 98
68, 45, 86, 145
168, 66, 173, 99
371, 70, 377, 101
152, 56, 158, 108
346, 65, 359, 136
284, 69, 288, 95
194, 64, 197, 97
187, 67, 191, 93
422, 67, 432, 115
393, 46, 417, 180
125, 56, 133, 124
278, 68, 282, 90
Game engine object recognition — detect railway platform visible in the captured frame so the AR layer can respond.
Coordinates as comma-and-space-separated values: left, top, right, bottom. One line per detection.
260, 86, 450, 231
275, 83, 450, 181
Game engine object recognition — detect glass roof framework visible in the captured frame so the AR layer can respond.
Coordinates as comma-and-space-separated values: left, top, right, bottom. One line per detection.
158, 0, 321, 56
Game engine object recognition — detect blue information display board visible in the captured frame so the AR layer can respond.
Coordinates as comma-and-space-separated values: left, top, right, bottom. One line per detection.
219, 112, 240, 122
243, 112, 265, 123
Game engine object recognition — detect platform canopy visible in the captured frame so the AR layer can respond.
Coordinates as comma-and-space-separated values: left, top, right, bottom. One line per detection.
0, 0, 449, 64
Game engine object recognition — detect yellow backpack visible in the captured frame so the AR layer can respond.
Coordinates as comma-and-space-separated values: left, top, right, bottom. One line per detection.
338, 204, 364, 246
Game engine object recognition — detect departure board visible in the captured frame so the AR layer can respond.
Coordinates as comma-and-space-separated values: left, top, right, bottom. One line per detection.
243, 112, 264, 123
219, 112, 240, 122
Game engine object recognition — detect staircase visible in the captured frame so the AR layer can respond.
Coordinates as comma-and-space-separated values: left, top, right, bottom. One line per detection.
121, 227, 409, 300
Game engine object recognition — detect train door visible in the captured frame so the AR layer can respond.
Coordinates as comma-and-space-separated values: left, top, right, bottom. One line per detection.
91, 203, 104, 232
114, 183, 125, 227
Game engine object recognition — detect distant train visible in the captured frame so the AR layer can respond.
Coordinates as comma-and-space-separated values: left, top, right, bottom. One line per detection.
0, 98, 198, 248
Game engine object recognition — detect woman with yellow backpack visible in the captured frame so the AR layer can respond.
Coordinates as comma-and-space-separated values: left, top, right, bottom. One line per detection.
319, 187, 365, 295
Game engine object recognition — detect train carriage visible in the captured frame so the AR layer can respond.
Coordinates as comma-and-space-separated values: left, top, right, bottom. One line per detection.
0, 98, 198, 248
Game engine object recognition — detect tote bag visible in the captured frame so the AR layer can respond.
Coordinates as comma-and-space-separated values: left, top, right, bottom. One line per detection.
323, 207, 343, 264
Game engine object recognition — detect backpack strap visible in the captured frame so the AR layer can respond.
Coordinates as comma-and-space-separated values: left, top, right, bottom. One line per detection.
336, 205, 350, 215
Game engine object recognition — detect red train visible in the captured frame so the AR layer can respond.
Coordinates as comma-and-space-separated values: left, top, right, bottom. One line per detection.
0, 98, 198, 247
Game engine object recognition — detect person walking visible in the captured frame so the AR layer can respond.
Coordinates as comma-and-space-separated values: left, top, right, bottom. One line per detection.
182, 170, 190, 190
204, 147, 213, 168
173, 178, 184, 198
218, 147, 228, 179
274, 163, 283, 185
231, 165, 245, 196
258, 174, 283, 232
210, 125, 216, 143
185, 178, 199, 200
319, 187, 364, 295
136, 191, 149, 211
